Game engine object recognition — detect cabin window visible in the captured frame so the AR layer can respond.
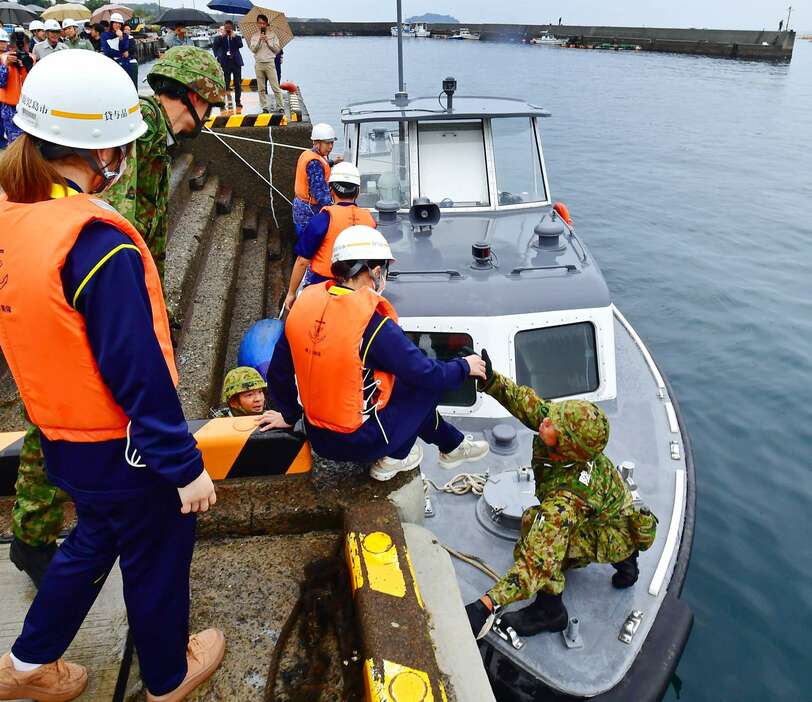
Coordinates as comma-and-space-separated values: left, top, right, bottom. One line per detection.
417, 121, 489, 208
356, 121, 411, 209
514, 323, 599, 398
491, 118, 546, 205
404, 331, 477, 406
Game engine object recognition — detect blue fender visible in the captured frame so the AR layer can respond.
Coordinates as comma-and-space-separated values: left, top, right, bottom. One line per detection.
237, 318, 285, 379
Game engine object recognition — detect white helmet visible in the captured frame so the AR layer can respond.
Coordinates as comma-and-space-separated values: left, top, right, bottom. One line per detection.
328, 161, 361, 187
29, 20, 44, 32
61, 19, 77, 29
0, 29, 9, 42
310, 122, 336, 142
332, 225, 394, 264
42, 19, 61, 32
14, 51, 147, 149
109, 12, 125, 23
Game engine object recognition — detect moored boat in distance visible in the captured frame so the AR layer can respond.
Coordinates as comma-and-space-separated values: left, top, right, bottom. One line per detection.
448, 27, 481, 40
530, 31, 566, 45
391, 23, 416, 37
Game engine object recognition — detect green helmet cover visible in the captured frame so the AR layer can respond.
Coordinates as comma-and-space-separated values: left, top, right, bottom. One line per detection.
221, 367, 267, 404
148, 46, 226, 106
547, 400, 609, 462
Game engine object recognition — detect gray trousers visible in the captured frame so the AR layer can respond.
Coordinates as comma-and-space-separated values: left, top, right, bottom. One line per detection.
255, 60, 284, 111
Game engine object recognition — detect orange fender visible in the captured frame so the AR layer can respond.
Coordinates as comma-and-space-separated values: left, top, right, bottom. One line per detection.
280, 81, 298, 93
553, 201, 573, 226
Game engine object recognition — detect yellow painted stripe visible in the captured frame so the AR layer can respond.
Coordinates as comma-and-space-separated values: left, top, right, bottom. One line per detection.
345, 532, 364, 594
404, 551, 424, 609
364, 659, 437, 702
225, 114, 244, 128
0, 431, 25, 453
360, 531, 406, 598
285, 440, 313, 474
72, 244, 140, 308
204, 117, 215, 129
291, 113, 299, 122
361, 317, 390, 366
192, 417, 255, 480
51, 109, 103, 120
254, 113, 271, 127
50, 183, 81, 199
128, 104, 140, 114
280, 116, 288, 126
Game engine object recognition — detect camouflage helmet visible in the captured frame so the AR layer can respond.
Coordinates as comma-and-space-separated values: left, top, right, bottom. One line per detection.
148, 46, 226, 106
221, 367, 267, 404
547, 400, 609, 462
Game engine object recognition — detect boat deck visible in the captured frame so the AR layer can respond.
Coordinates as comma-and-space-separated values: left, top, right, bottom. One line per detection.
418, 308, 688, 698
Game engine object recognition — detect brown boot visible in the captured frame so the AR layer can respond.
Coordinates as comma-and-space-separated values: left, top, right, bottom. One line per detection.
146, 629, 225, 702
0, 652, 87, 702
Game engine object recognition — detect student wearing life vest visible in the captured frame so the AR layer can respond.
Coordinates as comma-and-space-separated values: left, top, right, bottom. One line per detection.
263, 225, 491, 481
284, 162, 375, 311
0, 52, 224, 702
0, 27, 34, 148
292, 122, 344, 237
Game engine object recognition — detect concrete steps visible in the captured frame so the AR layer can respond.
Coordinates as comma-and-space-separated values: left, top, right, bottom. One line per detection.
223, 210, 269, 373
163, 175, 219, 327
166, 152, 195, 237
175, 197, 245, 419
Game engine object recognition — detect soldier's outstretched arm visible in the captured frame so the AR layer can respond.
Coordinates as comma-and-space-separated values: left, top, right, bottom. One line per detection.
482, 371, 551, 431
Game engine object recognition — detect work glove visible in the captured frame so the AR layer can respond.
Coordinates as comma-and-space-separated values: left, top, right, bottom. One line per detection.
478, 347, 494, 391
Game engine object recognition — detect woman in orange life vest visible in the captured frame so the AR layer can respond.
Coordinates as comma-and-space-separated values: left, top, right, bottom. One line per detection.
263, 225, 492, 481
284, 161, 375, 311
292, 122, 345, 237
0, 52, 224, 702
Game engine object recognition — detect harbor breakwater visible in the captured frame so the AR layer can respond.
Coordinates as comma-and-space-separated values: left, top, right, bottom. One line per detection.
289, 21, 795, 60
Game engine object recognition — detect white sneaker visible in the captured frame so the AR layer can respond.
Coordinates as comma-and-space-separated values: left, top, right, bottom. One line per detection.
439, 435, 490, 470
370, 443, 424, 482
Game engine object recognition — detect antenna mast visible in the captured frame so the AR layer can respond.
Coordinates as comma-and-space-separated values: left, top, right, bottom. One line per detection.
394, 0, 408, 106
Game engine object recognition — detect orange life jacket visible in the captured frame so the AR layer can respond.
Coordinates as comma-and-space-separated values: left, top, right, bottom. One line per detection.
285, 282, 397, 434
310, 204, 377, 279
294, 150, 331, 205
0, 193, 177, 442
0, 55, 28, 106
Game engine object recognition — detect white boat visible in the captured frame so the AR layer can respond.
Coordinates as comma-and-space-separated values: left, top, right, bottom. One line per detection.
448, 27, 480, 40
391, 23, 416, 37
413, 23, 431, 38
530, 31, 566, 46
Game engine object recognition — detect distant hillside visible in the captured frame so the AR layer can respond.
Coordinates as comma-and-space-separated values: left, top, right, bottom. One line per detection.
407, 13, 459, 24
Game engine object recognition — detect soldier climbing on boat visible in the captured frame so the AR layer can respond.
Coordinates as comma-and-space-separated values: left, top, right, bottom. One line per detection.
8, 45, 227, 588
261, 225, 492, 481
466, 354, 658, 639
284, 161, 376, 311
292, 122, 344, 237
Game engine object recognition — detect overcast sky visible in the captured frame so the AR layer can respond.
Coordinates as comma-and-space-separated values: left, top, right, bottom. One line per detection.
172, 0, 810, 31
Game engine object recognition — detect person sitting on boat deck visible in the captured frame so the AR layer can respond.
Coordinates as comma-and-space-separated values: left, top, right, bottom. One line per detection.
0, 51, 224, 702
284, 162, 376, 310
465, 356, 658, 639
292, 122, 344, 238
213, 367, 268, 417
261, 225, 491, 481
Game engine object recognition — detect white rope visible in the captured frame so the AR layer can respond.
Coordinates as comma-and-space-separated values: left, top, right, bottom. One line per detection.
267, 125, 279, 229
200, 129, 309, 151
442, 545, 501, 582
201, 126, 294, 206
423, 472, 487, 497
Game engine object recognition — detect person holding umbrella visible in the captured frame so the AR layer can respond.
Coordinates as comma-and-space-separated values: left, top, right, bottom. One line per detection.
163, 23, 187, 48
247, 13, 283, 114
212, 19, 243, 110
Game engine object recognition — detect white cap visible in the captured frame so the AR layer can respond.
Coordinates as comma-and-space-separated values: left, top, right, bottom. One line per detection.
332, 225, 394, 264
0, 29, 8, 43
13, 51, 147, 150
29, 20, 44, 32
62, 19, 78, 29
109, 12, 125, 23
310, 122, 336, 142
43, 19, 61, 32
328, 161, 361, 187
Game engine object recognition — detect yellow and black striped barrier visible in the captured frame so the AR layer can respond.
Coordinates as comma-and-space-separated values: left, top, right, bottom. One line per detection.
204, 111, 289, 129
345, 502, 449, 702
0, 418, 311, 497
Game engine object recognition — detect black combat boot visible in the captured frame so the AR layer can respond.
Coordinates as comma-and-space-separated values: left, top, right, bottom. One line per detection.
611, 550, 639, 588
499, 592, 568, 637
9, 537, 57, 588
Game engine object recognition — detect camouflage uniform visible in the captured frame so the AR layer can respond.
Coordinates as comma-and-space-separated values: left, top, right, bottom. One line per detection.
10, 46, 227, 548
484, 373, 657, 606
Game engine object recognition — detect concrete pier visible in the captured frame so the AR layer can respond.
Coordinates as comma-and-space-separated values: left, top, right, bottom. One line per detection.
289, 21, 796, 61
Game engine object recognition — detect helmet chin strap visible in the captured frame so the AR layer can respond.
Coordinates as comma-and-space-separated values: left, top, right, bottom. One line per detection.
180, 91, 207, 140
36, 140, 129, 193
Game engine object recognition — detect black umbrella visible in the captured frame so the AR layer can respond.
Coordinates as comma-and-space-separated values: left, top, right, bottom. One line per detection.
0, 2, 38, 25
155, 8, 216, 26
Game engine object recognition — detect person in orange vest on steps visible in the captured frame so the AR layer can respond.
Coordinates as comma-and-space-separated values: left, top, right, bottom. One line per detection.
0, 27, 35, 148
0, 52, 224, 702
284, 161, 375, 311
292, 122, 344, 237
263, 225, 492, 482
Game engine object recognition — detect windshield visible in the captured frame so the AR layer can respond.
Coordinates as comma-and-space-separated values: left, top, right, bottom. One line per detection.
491, 117, 546, 205
404, 331, 477, 406
417, 120, 489, 208
515, 323, 599, 398
356, 120, 411, 209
